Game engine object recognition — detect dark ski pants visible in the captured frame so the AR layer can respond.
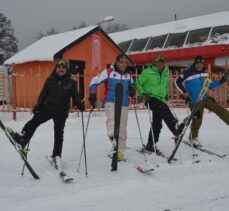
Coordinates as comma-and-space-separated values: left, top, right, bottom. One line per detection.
22, 107, 67, 157
147, 97, 178, 148
189, 97, 229, 139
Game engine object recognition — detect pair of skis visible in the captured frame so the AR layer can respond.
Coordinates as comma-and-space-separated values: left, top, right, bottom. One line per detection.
111, 83, 154, 173
168, 77, 212, 163
0, 119, 73, 182
0, 120, 40, 180
183, 141, 226, 159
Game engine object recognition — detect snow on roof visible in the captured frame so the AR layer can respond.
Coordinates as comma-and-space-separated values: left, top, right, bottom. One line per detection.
4, 26, 97, 65
109, 11, 229, 44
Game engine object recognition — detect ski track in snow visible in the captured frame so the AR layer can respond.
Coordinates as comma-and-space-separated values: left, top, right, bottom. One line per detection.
0, 109, 228, 211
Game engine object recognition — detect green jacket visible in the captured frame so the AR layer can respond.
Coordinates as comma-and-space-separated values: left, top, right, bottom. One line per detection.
135, 65, 170, 102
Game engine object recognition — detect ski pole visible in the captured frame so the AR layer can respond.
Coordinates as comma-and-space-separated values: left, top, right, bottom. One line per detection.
167, 101, 179, 121
185, 107, 199, 163
146, 103, 157, 158
81, 111, 88, 176
77, 108, 93, 173
133, 106, 147, 162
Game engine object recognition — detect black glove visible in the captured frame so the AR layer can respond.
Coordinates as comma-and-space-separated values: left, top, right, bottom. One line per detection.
89, 94, 97, 108
220, 75, 227, 85
142, 93, 151, 102
129, 87, 136, 98
165, 94, 169, 101
75, 98, 85, 112
141, 93, 151, 107
32, 105, 42, 115
181, 92, 192, 104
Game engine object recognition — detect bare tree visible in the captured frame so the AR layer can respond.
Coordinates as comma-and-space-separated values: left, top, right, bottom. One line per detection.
103, 22, 130, 33
71, 21, 89, 30
36, 27, 59, 40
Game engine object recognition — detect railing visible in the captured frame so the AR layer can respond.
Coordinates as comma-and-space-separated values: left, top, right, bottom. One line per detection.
0, 68, 228, 118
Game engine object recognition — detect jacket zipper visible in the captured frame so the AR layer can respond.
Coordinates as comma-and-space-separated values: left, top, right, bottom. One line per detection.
57, 81, 61, 106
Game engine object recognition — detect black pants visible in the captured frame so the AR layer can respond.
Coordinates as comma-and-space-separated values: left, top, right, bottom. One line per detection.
147, 97, 178, 148
22, 107, 67, 157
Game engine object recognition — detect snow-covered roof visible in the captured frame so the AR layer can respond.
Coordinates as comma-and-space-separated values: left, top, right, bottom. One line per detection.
109, 11, 229, 44
4, 26, 97, 65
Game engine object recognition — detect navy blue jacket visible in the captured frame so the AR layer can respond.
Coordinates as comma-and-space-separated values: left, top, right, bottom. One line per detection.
174, 64, 220, 104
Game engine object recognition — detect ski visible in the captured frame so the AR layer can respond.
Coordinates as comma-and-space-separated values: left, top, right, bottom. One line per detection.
136, 149, 178, 161
136, 165, 154, 174
183, 141, 226, 159
111, 83, 123, 171
108, 153, 154, 173
0, 120, 40, 179
168, 77, 212, 163
46, 155, 73, 183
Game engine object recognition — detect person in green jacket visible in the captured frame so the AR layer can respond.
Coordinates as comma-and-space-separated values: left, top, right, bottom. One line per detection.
135, 55, 184, 153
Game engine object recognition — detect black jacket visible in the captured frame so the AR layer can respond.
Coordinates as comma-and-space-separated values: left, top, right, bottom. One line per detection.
36, 70, 82, 114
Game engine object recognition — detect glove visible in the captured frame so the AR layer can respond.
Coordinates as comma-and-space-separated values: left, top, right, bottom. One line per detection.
220, 75, 227, 85
165, 94, 169, 101
141, 93, 151, 107
129, 87, 136, 98
142, 93, 151, 102
181, 92, 192, 103
89, 93, 97, 108
32, 105, 42, 115
75, 98, 85, 112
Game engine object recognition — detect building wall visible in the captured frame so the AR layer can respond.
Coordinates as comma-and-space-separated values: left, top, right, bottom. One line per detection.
12, 31, 124, 110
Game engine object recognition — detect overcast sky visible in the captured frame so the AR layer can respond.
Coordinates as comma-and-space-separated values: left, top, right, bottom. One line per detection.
1, 0, 229, 50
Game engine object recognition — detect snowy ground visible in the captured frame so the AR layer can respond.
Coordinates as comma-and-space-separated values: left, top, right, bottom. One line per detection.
0, 109, 229, 211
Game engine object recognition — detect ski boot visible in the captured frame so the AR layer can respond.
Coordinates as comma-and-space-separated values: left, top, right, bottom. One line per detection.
142, 144, 163, 156
52, 156, 62, 171
6, 128, 29, 155
190, 136, 203, 148
118, 151, 126, 162
174, 117, 188, 144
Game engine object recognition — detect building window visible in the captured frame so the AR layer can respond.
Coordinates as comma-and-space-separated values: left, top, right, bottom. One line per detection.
185, 28, 211, 45
164, 32, 187, 48
145, 35, 167, 51
129, 38, 149, 52
210, 25, 229, 42
118, 40, 132, 52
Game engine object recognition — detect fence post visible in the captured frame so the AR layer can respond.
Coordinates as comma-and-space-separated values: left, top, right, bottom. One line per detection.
12, 72, 17, 121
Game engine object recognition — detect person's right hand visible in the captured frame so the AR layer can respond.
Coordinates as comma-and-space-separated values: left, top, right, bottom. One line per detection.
182, 92, 191, 101
32, 105, 41, 115
142, 93, 151, 102
89, 94, 97, 108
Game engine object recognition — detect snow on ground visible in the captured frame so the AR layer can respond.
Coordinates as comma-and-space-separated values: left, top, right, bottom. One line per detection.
0, 109, 229, 211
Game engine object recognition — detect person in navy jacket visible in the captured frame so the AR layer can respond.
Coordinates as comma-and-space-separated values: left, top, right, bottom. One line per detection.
175, 56, 229, 147
89, 54, 135, 161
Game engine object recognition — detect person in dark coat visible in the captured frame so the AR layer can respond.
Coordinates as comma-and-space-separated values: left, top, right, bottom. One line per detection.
14, 59, 84, 160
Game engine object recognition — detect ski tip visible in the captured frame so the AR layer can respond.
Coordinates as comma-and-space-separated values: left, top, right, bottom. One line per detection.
136, 166, 154, 174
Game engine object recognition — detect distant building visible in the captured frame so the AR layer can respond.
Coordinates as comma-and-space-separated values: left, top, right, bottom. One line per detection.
109, 11, 229, 70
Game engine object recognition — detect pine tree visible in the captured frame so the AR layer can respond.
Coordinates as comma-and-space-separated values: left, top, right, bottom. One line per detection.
0, 13, 18, 64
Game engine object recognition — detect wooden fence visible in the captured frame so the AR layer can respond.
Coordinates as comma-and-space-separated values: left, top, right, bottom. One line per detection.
0, 67, 228, 118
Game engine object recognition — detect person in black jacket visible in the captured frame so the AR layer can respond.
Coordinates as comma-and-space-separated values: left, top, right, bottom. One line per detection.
14, 59, 84, 160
